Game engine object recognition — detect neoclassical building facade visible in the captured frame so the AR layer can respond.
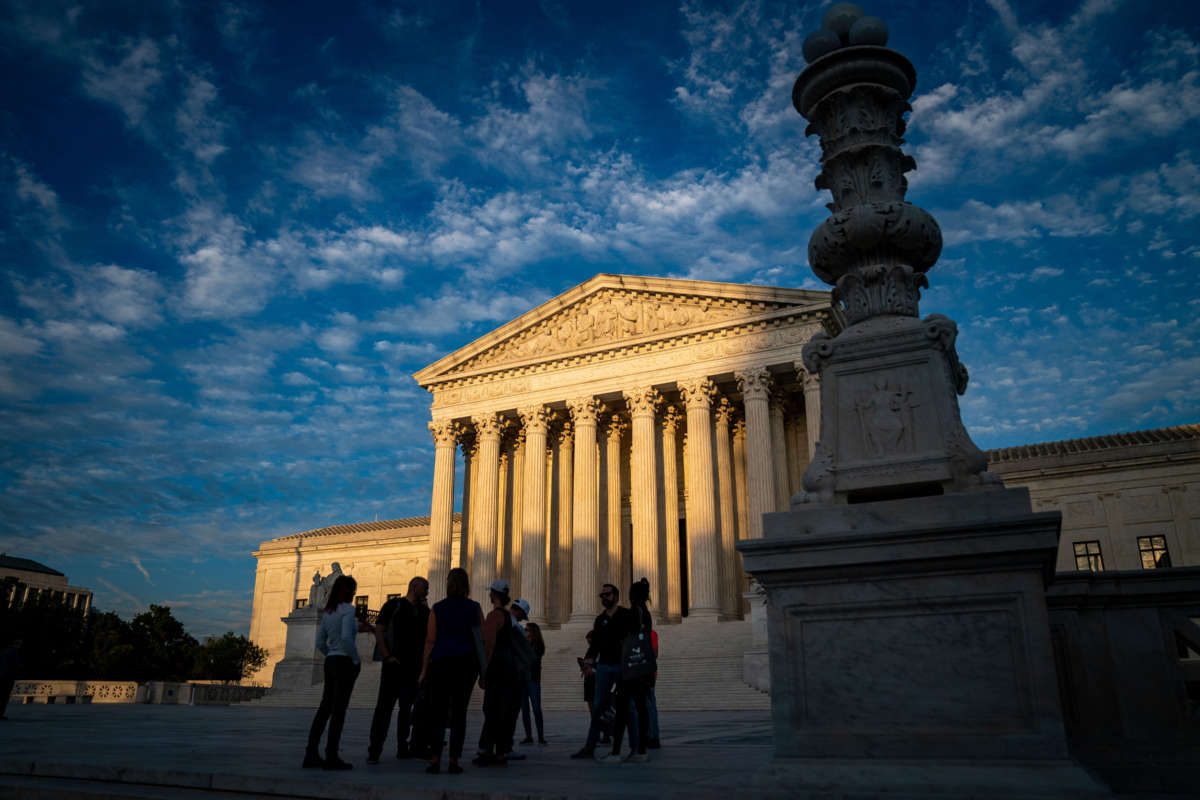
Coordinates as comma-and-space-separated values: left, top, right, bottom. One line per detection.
247, 275, 1199, 682
413, 274, 836, 624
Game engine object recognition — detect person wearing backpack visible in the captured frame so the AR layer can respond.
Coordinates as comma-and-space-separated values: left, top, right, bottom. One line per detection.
474, 579, 524, 766
367, 577, 429, 764
603, 577, 654, 763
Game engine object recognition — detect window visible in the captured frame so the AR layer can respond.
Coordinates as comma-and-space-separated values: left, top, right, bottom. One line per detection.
295, 598, 307, 609
386, 593, 402, 602
354, 595, 370, 618
1137, 536, 1172, 569
1072, 541, 1104, 572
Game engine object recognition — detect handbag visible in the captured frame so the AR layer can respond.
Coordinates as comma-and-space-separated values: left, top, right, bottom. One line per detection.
620, 610, 656, 681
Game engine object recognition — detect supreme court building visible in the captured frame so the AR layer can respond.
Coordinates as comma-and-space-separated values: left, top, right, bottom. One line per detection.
249, 274, 1200, 682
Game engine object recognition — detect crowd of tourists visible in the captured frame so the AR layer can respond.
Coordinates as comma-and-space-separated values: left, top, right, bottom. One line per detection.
302, 569, 661, 773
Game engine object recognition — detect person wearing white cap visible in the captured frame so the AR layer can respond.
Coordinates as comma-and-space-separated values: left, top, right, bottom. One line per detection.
474, 579, 521, 766
518, 620, 547, 746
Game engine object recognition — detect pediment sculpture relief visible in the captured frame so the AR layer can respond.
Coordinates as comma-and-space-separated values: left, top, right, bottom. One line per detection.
448, 290, 781, 375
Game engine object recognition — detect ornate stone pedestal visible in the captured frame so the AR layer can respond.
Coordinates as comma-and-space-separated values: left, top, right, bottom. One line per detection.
268, 608, 323, 690
741, 488, 1109, 795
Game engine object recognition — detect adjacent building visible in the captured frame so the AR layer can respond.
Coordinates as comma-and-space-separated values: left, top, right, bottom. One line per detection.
1, 554, 93, 613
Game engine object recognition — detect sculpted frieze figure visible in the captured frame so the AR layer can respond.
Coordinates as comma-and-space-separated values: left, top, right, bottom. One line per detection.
447, 290, 767, 375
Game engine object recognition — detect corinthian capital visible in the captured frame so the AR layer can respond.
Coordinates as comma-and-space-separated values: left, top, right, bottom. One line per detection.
679, 377, 716, 410
624, 386, 662, 418
714, 397, 736, 426
428, 419, 460, 447
660, 404, 683, 435
567, 396, 603, 426
735, 367, 774, 401
472, 412, 505, 439
604, 412, 628, 441
518, 404, 553, 433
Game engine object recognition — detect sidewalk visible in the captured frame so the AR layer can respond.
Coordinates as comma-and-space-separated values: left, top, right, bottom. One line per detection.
0, 704, 776, 799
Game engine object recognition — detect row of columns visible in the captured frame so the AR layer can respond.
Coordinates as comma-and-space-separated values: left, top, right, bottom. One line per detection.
426, 364, 820, 621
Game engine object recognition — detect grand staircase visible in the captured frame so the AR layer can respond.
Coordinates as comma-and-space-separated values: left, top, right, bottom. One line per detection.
250, 617, 769, 712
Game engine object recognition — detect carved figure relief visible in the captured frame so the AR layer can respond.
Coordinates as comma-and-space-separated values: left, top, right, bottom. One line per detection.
446, 290, 773, 375
855, 380, 918, 457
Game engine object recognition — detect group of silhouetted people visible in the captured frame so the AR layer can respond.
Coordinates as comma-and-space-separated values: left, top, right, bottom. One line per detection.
303, 570, 545, 773
304, 569, 657, 773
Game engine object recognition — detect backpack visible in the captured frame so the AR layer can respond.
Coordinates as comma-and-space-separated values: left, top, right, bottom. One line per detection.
508, 622, 536, 683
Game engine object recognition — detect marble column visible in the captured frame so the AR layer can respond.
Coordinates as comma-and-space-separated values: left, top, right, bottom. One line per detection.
604, 414, 628, 592
799, 363, 821, 459
714, 398, 739, 618
427, 420, 458, 603
458, 430, 477, 569
509, 430, 525, 599
732, 418, 748, 542
624, 387, 661, 593
519, 405, 552, 623
769, 390, 790, 510
679, 377, 720, 620
784, 412, 802, 497
735, 368, 776, 540
568, 397, 601, 623
660, 405, 683, 623
470, 413, 503, 600
496, 446, 510, 580
554, 419, 574, 625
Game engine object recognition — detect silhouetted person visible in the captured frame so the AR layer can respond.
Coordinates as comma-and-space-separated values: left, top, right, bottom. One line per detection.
421, 567, 485, 775
0, 639, 22, 720
475, 579, 521, 766
305, 575, 363, 770
571, 583, 633, 759
519, 621, 547, 745
646, 627, 661, 748
604, 577, 653, 763
367, 576, 429, 763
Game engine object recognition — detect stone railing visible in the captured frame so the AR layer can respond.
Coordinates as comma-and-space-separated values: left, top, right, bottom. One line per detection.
12, 680, 142, 704
12, 680, 270, 706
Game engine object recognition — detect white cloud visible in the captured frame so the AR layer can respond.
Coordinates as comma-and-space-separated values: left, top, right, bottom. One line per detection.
81, 38, 163, 127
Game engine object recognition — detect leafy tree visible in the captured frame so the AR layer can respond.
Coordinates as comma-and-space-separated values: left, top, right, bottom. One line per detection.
85, 611, 140, 680
193, 632, 268, 683
129, 605, 198, 682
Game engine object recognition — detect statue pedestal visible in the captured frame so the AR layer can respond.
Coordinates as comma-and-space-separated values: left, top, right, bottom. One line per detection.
740, 488, 1082, 761
269, 608, 323, 690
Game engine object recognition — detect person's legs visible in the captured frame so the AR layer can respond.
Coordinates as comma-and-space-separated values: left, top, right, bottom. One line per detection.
0, 677, 14, 718
610, 681, 629, 755
520, 680, 533, 740
325, 658, 360, 761
428, 661, 451, 764
647, 686, 659, 743
367, 662, 401, 759
306, 659, 337, 756
581, 664, 619, 751
633, 686, 650, 755
394, 675, 418, 754
530, 680, 545, 741
448, 655, 474, 763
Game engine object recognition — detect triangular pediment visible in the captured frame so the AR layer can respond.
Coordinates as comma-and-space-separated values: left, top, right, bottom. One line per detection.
414, 274, 832, 386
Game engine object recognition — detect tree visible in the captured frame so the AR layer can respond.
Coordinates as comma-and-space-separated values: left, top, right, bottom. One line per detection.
129, 605, 198, 682
193, 632, 268, 683
85, 611, 140, 680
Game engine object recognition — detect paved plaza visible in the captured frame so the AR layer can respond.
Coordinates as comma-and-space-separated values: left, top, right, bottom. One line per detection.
2, 703, 1179, 799
0, 704, 780, 799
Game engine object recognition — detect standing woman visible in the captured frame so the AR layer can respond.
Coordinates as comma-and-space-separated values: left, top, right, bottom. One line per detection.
606, 577, 653, 763
520, 622, 547, 745
420, 567, 485, 775
305, 575, 362, 770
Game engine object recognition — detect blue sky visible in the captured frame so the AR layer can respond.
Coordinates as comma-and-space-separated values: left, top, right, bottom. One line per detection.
1, 0, 1197, 637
